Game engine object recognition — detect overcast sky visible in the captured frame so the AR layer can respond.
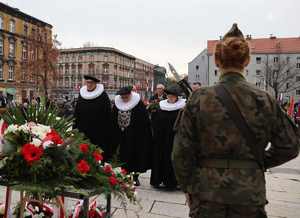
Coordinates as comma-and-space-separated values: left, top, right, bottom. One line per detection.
8, 0, 300, 73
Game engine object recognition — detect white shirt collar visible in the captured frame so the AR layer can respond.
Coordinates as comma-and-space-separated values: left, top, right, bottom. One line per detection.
115, 92, 141, 111
80, 84, 104, 100
159, 98, 186, 111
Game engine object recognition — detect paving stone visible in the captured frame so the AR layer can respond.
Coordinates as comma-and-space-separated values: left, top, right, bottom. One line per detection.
113, 208, 173, 218
266, 201, 300, 218
137, 189, 186, 205
150, 201, 189, 218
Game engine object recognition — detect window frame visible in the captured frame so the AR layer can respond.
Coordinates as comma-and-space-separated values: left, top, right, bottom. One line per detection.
0, 61, 3, 80
8, 63, 14, 81
9, 19, 16, 33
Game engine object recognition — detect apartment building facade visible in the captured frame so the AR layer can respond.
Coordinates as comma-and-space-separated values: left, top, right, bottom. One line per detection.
55, 47, 154, 100
0, 2, 52, 102
189, 36, 300, 101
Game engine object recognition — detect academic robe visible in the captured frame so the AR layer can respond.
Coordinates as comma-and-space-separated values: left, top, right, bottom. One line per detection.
112, 100, 152, 173
150, 98, 186, 188
150, 109, 180, 188
74, 89, 115, 160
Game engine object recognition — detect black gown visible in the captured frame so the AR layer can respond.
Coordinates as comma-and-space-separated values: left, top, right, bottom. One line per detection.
112, 101, 152, 173
74, 91, 115, 160
150, 109, 180, 188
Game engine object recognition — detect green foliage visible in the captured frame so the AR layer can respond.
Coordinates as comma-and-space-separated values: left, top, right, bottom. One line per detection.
1, 103, 74, 138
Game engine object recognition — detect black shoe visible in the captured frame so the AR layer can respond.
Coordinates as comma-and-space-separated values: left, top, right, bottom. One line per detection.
134, 178, 141, 186
151, 184, 161, 189
133, 175, 140, 186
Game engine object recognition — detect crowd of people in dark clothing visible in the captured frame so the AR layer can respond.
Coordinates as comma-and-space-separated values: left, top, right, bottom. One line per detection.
72, 74, 193, 190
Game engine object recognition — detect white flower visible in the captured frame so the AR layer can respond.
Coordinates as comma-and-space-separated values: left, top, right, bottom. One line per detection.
31, 138, 42, 147
42, 140, 53, 149
113, 167, 122, 175
18, 124, 30, 133
4, 124, 19, 134
30, 124, 51, 139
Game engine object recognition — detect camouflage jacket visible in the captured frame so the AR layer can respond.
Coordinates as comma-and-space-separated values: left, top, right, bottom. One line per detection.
172, 72, 300, 205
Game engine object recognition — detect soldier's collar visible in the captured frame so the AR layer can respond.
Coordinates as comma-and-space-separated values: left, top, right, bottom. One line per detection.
219, 72, 246, 83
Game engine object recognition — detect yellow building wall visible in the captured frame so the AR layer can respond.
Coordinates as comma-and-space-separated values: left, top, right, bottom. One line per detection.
0, 10, 52, 103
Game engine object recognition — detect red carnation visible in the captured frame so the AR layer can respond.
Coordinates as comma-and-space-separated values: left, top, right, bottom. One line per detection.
77, 160, 90, 174
121, 168, 127, 175
92, 151, 103, 162
45, 129, 64, 145
109, 176, 118, 186
104, 164, 113, 174
21, 143, 44, 165
80, 143, 89, 153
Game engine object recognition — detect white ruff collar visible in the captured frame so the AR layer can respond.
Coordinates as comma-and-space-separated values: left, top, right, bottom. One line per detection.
80, 84, 104, 100
115, 92, 141, 111
159, 98, 186, 111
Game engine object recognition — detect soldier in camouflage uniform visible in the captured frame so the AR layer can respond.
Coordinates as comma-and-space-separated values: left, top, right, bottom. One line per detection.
172, 23, 300, 218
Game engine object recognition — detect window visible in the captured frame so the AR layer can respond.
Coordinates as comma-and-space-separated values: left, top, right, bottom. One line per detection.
31, 28, 36, 39
0, 16, 3, 29
8, 63, 14, 80
296, 76, 300, 82
0, 61, 3, 80
196, 65, 199, 70
297, 63, 300, 69
215, 70, 218, 76
24, 24, 28, 35
297, 90, 300, 95
297, 57, 300, 68
286, 83, 290, 89
9, 20, 15, 33
21, 70, 26, 81
256, 70, 261, 76
9, 40, 15, 57
286, 56, 290, 63
22, 44, 28, 60
0, 36, 3, 55
274, 57, 279, 63
256, 57, 261, 64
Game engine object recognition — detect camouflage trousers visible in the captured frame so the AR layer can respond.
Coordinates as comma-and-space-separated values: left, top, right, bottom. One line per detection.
189, 198, 267, 218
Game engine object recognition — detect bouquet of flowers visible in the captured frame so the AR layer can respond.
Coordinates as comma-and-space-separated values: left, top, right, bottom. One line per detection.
0, 121, 73, 185
69, 142, 137, 202
0, 104, 137, 204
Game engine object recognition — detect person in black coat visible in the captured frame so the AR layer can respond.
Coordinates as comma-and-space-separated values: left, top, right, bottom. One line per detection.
150, 84, 186, 190
112, 86, 152, 186
74, 75, 115, 160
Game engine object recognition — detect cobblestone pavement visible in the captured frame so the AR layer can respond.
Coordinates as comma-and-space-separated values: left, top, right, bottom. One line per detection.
0, 157, 299, 217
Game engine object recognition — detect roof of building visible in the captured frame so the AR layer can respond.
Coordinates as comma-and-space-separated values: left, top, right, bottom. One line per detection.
59, 47, 136, 59
207, 37, 300, 55
0, 2, 52, 28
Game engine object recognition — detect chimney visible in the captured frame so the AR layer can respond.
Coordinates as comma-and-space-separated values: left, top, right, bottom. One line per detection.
270, 34, 276, 39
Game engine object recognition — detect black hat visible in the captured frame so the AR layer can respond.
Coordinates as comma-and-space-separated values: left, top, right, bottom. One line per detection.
223, 23, 244, 40
84, 75, 100, 83
117, 86, 133, 95
164, 84, 182, 96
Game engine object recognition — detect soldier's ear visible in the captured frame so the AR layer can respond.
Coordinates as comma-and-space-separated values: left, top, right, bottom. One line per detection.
214, 42, 222, 68
243, 55, 250, 67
